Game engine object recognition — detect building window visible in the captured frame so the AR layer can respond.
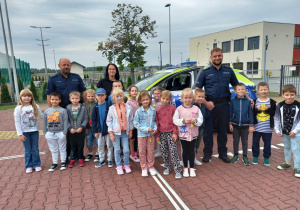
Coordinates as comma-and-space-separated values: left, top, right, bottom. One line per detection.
223, 63, 230, 67
233, 62, 243, 70
222, 41, 231, 53
213, 43, 217, 49
248, 36, 259, 50
294, 37, 300, 48
247, 62, 258, 74
234, 39, 244, 51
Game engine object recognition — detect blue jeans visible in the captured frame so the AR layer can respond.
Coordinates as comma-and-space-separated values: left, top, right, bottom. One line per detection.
22, 131, 41, 169
86, 129, 98, 148
282, 135, 300, 169
252, 132, 272, 158
113, 132, 129, 166
203, 102, 229, 157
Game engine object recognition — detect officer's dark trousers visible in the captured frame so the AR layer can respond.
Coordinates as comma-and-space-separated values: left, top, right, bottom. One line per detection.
203, 102, 229, 157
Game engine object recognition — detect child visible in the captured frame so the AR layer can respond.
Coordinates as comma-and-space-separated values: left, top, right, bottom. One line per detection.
134, 90, 157, 177
151, 86, 164, 157
108, 81, 127, 106
106, 88, 133, 175
14, 89, 43, 173
275, 84, 300, 178
43, 92, 69, 171
66, 91, 88, 168
229, 83, 254, 166
126, 85, 140, 162
155, 90, 182, 179
92, 88, 114, 168
84, 89, 98, 162
192, 88, 207, 166
252, 82, 276, 166
173, 88, 203, 178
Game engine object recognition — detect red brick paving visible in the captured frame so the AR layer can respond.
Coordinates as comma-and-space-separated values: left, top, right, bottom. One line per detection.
1, 106, 300, 209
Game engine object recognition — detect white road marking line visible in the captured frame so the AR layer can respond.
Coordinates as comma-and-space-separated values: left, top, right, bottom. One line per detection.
212, 152, 233, 157
151, 173, 182, 210
154, 168, 190, 210
0, 152, 45, 161
277, 143, 284, 147
260, 147, 264, 150
248, 149, 252, 152
271, 145, 280, 149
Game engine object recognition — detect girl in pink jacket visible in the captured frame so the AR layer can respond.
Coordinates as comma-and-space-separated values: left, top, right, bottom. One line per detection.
173, 88, 203, 178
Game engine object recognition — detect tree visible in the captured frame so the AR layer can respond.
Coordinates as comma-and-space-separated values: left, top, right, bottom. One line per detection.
137, 74, 141, 81
97, 66, 103, 72
41, 82, 47, 100
127, 75, 132, 87
18, 77, 24, 93
86, 74, 89, 79
30, 80, 39, 100
90, 82, 95, 90
97, 3, 157, 84
1, 77, 12, 103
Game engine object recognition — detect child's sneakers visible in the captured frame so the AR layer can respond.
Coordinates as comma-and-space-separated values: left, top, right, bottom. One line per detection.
79, 159, 85, 167
26, 168, 33, 174
252, 157, 258, 164
183, 168, 189, 177
277, 163, 291, 170
175, 172, 182, 179
231, 155, 239, 163
48, 164, 58, 172
242, 156, 250, 166
163, 169, 171, 175
68, 160, 76, 168
116, 166, 124, 175
35, 166, 42, 172
194, 158, 202, 166
130, 154, 140, 162
294, 169, 300, 178
108, 161, 114, 168
264, 158, 270, 166
60, 163, 67, 171
190, 168, 196, 177
124, 165, 132, 173
142, 169, 148, 177
94, 154, 100, 163
85, 154, 93, 162
95, 160, 105, 168
149, 168, 157, 176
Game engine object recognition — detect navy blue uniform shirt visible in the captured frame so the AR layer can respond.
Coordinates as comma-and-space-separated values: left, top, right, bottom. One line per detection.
45, 72, 86, 108
196, 65, 238, 100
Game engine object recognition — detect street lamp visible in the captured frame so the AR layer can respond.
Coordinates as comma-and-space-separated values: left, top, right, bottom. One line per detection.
53, 50, 57, 73
165, 3, 171, 65
252, 42, 256, 80
159, 41, 163, 70
30, 26, 51, 81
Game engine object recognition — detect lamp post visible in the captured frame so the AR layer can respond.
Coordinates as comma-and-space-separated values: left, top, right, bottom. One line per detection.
197, 42, 200, 65
252, 42, 256, 80
30, 26, 51, 81
53, 50, 57, 73
159, 41, 163, 70
165, 3, 171, 65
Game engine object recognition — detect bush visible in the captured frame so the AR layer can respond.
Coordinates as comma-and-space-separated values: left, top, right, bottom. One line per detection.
137, 74, 141, 81
127, 75, 132, 87
90, 82, 95, 90
86, 74, 89, 78
1, 77, 12, 103
18, 77, 24, 93
30, 80, 39, 100
41, 82, 47, 100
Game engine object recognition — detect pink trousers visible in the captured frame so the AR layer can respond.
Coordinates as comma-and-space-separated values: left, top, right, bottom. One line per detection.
138, 136, 155, 170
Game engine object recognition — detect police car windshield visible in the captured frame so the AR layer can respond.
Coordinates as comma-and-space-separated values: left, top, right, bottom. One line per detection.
135, 71, 170, 90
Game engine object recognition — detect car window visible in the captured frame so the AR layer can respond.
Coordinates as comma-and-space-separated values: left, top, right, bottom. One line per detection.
135, 72, 169, 91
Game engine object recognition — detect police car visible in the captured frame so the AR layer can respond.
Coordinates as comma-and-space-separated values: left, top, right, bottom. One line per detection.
133, 62, 257, 106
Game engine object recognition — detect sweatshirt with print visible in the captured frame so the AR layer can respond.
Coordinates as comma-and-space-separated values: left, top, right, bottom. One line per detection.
43, 107, 69, 135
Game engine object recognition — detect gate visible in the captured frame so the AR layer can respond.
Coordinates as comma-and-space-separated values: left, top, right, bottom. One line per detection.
280, 65, 300, 96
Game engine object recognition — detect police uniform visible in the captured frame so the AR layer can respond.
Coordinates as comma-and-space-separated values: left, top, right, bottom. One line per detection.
45, 72, 86, 108
196, 65, 238, 158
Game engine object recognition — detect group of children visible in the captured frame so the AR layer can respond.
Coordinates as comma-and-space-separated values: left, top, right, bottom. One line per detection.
14, 80, 300, 178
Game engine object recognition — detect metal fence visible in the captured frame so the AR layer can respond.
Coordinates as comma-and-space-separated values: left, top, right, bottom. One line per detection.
279, 65, 300, 96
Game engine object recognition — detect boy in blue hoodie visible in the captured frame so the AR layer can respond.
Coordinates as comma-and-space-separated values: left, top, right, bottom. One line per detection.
92, 88, 114, 168
229, 83, 254, 166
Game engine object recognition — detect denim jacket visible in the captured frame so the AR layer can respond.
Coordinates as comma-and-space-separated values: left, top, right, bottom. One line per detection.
133, 106, 157, 137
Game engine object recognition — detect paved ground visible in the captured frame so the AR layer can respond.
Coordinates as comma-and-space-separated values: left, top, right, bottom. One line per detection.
1, 104, 300, 210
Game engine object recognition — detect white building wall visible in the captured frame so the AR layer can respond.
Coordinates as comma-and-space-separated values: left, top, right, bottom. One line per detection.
71, 63, 84, 79
190, 22, 295, 78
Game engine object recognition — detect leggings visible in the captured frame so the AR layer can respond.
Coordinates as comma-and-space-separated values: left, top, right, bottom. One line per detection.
180, 139, 196, 168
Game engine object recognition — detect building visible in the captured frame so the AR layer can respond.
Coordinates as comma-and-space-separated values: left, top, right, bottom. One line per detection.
190, 21, 300, 78
71, 61, 86, 79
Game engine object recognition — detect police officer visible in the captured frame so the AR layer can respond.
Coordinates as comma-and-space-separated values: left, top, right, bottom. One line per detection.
45, 58, 87, 163
196, 48, 239, 163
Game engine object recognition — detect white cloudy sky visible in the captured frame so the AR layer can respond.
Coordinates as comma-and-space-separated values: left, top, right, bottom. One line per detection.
1, 0, 299, 69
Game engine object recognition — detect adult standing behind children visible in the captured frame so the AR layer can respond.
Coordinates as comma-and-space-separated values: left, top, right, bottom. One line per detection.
96, 63, 124, 98
196, 48, 239, 163
45, 58, 87, 163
